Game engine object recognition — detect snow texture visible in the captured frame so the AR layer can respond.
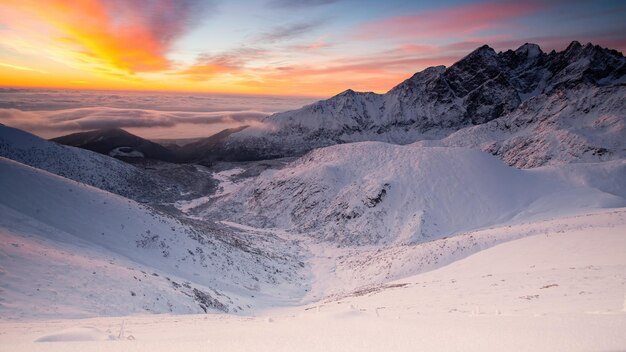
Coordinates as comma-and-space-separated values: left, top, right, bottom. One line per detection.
1, 209, 625, 351
0, 157, 307, 318
211, 142, 625, 246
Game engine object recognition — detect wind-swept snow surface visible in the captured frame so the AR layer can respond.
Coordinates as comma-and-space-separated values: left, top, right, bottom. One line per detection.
1, 110, 625, 351
212, 142, 625, 246
1, 209, 624, 351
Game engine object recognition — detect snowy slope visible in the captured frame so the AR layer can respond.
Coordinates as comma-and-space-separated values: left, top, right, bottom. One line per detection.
0, 157, 307, 319
0, 124, 177, 202
210, 142, 625, 246
1, 208, 624, 351
299, 208, 626, 299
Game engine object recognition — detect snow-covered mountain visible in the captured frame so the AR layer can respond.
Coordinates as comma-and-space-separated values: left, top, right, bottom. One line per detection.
208, 142, 625, 246
176, 126, 249, 165
0, 157, 306, 318
197, 42, 625, 166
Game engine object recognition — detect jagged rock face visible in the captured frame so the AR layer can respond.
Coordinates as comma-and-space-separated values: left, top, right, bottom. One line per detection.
444, 45, 503, 97
543, 42, 626, 89
441, 84, 626, 168
202, 41, 625, 165
463, 73, 521, 125
383, 66, 463, 129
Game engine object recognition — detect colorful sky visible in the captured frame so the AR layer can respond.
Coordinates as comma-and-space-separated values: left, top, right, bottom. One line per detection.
0, 0, 624, 96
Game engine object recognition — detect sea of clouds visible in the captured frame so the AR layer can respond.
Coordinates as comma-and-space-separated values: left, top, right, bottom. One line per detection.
0, 88, 318, 139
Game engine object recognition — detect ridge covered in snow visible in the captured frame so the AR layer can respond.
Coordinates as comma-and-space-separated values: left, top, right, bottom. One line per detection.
195, 42, 625, 166
0, 124, 178, 202
438, 84, 625, 167
51, 127, 178, 162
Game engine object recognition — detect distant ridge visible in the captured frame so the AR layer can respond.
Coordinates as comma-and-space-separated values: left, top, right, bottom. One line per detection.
189, 41, 625, 167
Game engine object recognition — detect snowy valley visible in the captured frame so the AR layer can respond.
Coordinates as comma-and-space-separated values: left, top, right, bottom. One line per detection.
0, 41, 625, 351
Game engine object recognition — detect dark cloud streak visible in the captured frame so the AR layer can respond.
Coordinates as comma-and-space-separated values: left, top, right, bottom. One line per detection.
267, 0, 339, 9
255, 20, 325, 44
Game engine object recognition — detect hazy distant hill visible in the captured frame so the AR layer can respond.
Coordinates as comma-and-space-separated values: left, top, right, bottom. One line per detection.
175, 126, 249, 165
51, 128, 179, 162
51, 126, 254, 166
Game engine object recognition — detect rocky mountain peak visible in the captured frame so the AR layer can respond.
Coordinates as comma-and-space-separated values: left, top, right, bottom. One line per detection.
469, 44, 497, 57
338, 88, 356, 96
514, 43, 543, 59
545, 41, 626, 89
565, 40, 583, 52
442, 44, 502, 98
388, 65, 446, 95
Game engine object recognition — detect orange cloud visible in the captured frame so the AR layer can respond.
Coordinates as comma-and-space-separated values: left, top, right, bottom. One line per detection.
177, 48, 267, 81
227, 54, 460, 96
0, 0, 207, 75
3, 0, 613, 98
0, 62, 47, 74
178, 63, 238, 81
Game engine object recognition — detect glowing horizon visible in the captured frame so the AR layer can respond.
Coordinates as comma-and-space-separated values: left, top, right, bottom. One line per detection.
1, 0, 624, 97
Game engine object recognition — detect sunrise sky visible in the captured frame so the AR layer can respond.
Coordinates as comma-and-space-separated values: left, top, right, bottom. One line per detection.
0, 0, 624, 97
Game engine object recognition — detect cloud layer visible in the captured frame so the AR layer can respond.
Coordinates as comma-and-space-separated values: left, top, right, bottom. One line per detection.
0, 107, 266, 139
0, 89, 317, 139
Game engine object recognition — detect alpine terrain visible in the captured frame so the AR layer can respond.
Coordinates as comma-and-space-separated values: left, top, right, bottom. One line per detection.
190, 42, 625, 165
1, 41, 625, 351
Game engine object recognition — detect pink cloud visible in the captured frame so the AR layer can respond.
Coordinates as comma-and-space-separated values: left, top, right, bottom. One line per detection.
177, 48, 268, 81
355, 1, 543, 41
393, 44, 439, 54
268, 54, 458, 78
